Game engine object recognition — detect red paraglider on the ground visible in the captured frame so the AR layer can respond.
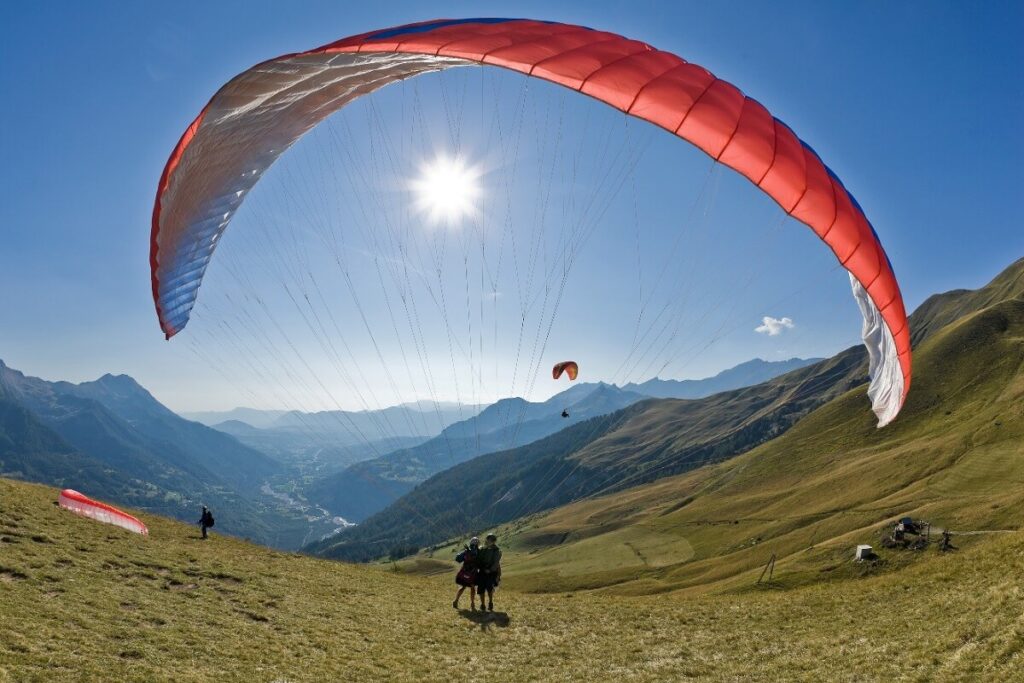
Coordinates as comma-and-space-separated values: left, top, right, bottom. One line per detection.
58, 489, 149, 535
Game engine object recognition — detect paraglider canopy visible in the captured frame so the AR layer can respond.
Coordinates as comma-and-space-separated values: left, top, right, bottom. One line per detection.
151, 17, 911, 427
552, 361, 579, 381
58, 489, 148, 535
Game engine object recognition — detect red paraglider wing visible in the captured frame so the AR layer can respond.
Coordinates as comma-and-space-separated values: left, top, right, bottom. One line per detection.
151, 18, 910, 426
58, 489, 149, 535
553, 361, 579, 381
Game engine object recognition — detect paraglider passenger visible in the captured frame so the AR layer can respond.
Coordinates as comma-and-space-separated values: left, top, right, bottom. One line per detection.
198, 505, 215, 539
476, 533, 502, 612
453, 537, 480, 610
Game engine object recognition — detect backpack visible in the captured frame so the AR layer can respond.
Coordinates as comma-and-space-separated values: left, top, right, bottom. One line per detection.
206, 512, 215, 527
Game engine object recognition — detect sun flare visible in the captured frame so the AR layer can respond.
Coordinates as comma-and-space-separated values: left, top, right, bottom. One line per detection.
410, 155, 481, 226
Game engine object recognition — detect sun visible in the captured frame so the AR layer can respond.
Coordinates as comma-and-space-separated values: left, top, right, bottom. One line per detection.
410, 155, 481, 226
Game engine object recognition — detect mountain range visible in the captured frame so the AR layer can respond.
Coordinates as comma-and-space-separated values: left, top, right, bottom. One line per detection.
307, 258, 1024, 562
184, 402, 479, 441
0, 349, 824, 552
298, 359, 819, 525
621, 356, 821, 399
183, 402, 485, 477
302, 383, 649, 523
308, 351, 866, 560
0, 364, 314, 547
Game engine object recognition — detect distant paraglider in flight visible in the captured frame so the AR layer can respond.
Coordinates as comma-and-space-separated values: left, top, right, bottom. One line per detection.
554, 362, 578, 418
150, 17, 911, 427
58, 489, 149, 535
552, 361, 579, 382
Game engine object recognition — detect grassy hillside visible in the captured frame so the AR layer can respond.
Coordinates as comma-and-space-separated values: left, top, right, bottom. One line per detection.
908, 256, 1024, 345
476, 270, 1024, 595
2, 477, 1023, 682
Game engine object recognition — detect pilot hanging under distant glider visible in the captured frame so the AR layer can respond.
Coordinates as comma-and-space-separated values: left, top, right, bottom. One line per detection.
552, 361, 578, 419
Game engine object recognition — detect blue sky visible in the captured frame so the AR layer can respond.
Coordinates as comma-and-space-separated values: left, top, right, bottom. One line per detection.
1, 1, 1021, 412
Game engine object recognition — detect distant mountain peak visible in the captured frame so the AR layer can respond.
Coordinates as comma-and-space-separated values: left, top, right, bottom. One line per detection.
81, 373, 160, 400
94, 373, 147, 391
211, 419, 262, 435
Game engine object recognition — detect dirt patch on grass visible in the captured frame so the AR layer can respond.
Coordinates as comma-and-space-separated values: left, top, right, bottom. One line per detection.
513, 530, 571, 551
0, 565, 30, 582
165, 580, 198, 592
239, 609, 270, 623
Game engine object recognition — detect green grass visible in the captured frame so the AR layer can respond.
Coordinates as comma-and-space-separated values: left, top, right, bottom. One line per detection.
2, 477, 1023, 681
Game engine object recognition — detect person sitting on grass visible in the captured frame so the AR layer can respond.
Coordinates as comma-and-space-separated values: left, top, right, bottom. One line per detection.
475, 533, 502, 612
453, 537, 480, 610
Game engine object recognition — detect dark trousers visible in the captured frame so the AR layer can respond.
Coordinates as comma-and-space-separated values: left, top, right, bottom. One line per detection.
201, 524, 209, 539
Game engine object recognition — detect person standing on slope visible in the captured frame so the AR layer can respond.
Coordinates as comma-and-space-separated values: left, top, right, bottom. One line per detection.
453, 537, 480, 610
198, 505, 215, 540
476, 533, 502, 612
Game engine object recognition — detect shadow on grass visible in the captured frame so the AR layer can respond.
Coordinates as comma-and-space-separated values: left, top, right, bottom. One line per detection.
457, 608, 510, 630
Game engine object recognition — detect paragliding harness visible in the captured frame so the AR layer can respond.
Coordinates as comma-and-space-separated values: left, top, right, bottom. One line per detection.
198, 508, 215, 539
476, 545, 502, 591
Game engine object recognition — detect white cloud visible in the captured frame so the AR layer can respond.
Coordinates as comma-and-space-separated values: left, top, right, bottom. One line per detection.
755, 316, 794, 336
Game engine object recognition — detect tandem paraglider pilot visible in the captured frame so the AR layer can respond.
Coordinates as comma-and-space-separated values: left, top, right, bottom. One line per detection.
198, 505, 215, 539
476, 533, 502, 612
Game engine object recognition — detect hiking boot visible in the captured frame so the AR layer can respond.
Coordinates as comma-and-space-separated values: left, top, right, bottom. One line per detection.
488, 602, 494, 612
452, 600, 459, 609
